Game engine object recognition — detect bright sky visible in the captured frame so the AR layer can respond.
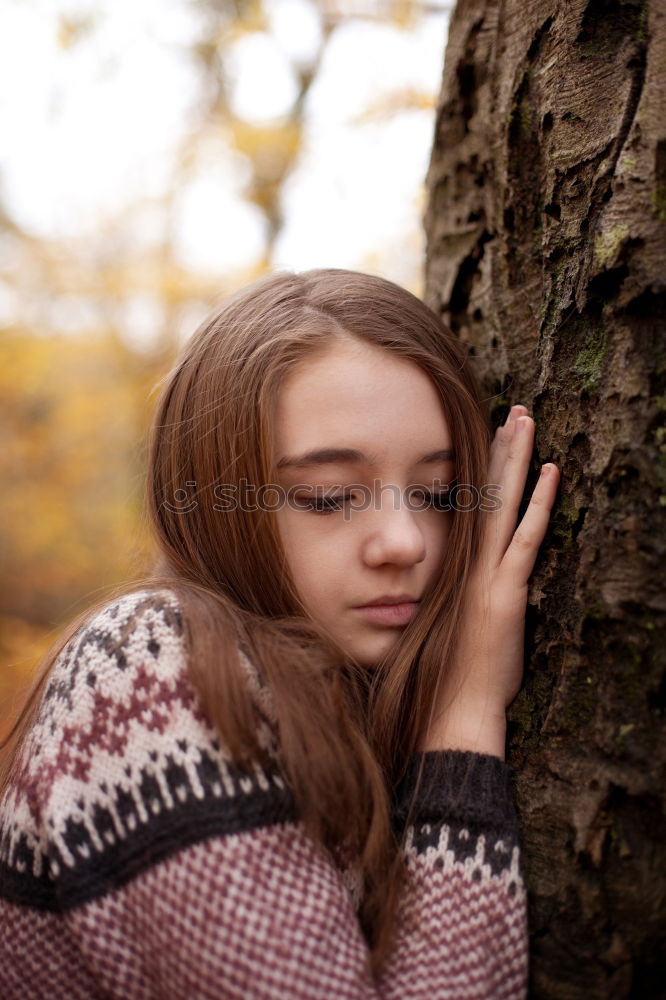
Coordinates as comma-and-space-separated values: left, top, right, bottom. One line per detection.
0, 0, 450, 341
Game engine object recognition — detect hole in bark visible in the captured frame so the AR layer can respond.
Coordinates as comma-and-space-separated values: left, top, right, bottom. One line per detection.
473, 308, 483, 321
527, 16, 553, 61
504, 206, 515, 232
576, 0, 644, 53
467, 210, 482, 222
544, 202, 561, 220
647, 672, 666, 714
491, 336, 498, 348
507, 69, 543, 284
569, 432, 591, 469
549, 244, 565, 265
587, 265, 629, 306
493, 406, 510, 432
456, 19, 483, 129
457, 61, 477, 124
625, 288, 666, 318
542, 112, 554, 133
448, 230, 492, 333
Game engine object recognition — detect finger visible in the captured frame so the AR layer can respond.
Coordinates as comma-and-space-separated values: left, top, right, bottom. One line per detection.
486, 405, 530, 484
485, 416, 536, 561
499, 463, 560, 586
507, 404, 529, 422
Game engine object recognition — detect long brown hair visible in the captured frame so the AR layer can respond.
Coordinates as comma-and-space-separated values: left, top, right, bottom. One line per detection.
1, 269, 490, 974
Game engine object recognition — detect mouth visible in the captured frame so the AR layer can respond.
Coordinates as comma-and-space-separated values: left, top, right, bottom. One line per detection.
357, 594, 419, 607
353, 598, 420, 627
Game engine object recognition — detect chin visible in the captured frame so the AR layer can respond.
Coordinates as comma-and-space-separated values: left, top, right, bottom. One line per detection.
352, 636, 401, 670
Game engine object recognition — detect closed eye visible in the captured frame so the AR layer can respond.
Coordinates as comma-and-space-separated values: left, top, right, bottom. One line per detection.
293, 483, 457, 516
294, 492, 357, 515
408, 483, 456, 510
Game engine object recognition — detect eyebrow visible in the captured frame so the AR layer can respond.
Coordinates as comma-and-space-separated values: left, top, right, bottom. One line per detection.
276, 447, 455, 470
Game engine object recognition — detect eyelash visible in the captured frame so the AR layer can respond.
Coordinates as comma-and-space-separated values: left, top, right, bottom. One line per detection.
299, 486, 456, 516
415, 489, 456, 511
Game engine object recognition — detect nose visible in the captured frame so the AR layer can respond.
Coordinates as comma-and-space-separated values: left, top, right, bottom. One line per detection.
361, 498, 427, 569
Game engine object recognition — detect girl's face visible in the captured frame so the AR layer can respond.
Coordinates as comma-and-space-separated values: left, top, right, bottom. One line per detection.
274, 335, 455, 668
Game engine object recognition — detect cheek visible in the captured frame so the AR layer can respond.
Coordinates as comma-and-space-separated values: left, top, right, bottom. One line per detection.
420, 512, 453, 581
425, 511, 452, 555
275, 512, 339, 595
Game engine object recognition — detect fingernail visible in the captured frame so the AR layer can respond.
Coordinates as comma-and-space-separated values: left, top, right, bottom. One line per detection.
515, 417, 528, 432
540, 464, 550, 476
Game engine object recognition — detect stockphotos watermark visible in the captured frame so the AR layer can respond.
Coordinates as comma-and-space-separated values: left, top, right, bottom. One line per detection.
162, 479, 503, 522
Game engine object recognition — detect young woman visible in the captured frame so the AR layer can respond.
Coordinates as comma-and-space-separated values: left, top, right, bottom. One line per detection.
0, 269, 559, 998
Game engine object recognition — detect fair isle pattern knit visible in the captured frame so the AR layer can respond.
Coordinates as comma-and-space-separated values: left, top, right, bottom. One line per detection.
0, 590, 528, 999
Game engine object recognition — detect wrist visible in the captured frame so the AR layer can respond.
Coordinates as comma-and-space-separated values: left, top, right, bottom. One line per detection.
418, 697, 507, 759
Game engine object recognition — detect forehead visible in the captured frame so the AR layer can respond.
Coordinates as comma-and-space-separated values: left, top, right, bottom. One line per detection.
273, 336, 450, 463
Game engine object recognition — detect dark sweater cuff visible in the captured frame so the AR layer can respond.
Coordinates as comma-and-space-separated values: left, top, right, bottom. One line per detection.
392, 749, 519, 836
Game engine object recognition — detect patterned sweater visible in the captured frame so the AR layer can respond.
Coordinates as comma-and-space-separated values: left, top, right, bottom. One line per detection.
0, 589, 528, 999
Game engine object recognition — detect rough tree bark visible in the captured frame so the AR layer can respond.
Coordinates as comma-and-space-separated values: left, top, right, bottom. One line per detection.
424, 1, 665, 997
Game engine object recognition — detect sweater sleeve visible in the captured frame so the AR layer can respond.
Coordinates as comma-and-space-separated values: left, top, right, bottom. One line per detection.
382, 751, 527, 997
0, 590, 527, 1000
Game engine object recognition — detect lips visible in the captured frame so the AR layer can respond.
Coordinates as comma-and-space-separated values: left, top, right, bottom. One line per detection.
357, 594, 419, 607
353, 596, 420, 627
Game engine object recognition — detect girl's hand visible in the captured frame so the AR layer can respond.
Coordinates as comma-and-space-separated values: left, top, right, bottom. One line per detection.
422, 405, 560, 758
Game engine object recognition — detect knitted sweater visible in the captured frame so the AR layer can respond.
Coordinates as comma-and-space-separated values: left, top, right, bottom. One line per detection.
0, 589, 528, 999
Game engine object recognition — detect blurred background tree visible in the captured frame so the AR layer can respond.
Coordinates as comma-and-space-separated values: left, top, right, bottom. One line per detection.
0, 0, 451, 736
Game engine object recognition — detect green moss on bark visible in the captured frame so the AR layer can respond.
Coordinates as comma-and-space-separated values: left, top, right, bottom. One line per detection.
573, 329, 608, 393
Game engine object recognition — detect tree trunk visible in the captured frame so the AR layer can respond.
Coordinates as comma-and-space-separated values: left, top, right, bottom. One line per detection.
424, 1, 666, 996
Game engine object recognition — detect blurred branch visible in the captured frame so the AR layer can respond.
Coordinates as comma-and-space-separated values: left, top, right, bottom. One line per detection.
314, 0, 452, 23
